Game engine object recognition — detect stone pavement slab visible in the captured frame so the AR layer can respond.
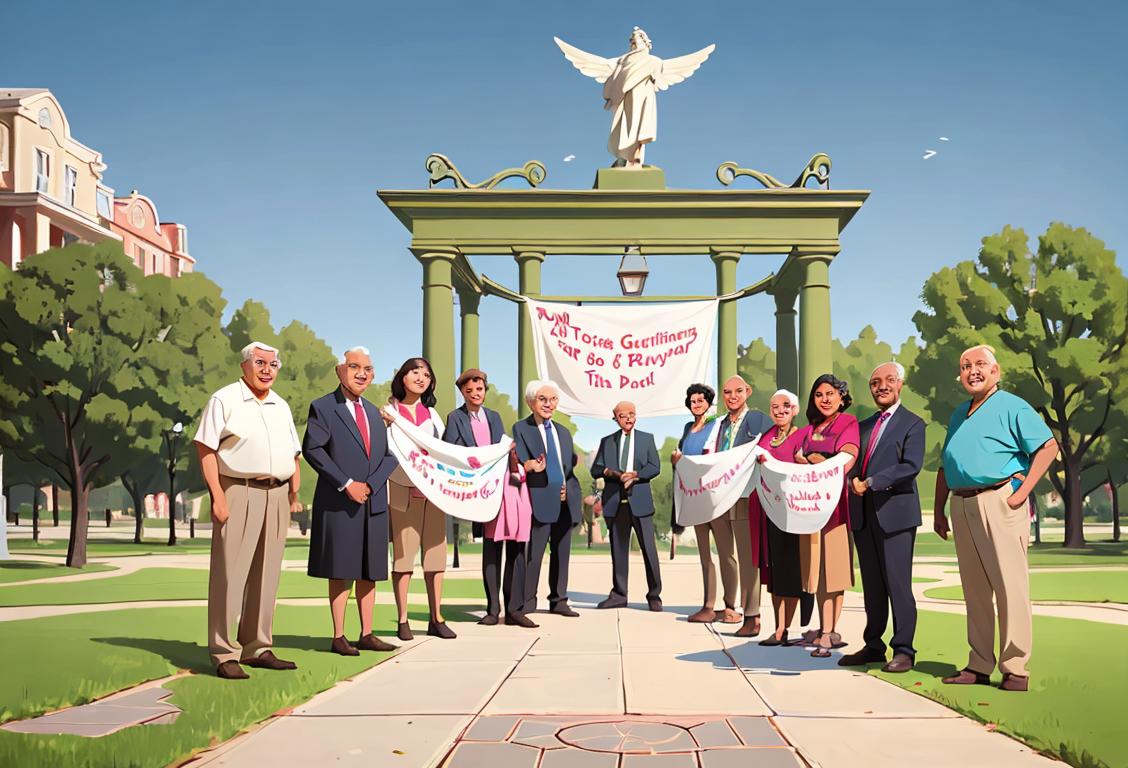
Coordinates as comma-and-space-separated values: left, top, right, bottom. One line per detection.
745, 668, 958, 719
1, 683, 181, 737
776, 715, 1060, 767
529, 608, 621, 654
484, 652, 623, 714
699, 748, 804, 768
623, 650, 771, 715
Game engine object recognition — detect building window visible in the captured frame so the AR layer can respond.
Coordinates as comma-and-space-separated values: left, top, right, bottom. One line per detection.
134, 244, 144, 270
64, 166, 78, 207
0, 122, 9, 172
96, 189, 112, 219
35, 149, 50, 194
153, 251, 165, 275
130, 205, 145, 228
176, 225, 188, 254
37, 107, 52, 129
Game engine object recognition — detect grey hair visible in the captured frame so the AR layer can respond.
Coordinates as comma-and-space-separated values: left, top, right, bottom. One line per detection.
869, 361, 906, 382
770, 389, 799, 408
960, 344, 998, 366
240, 341, 280, 362
339, 345, 371, 363
524, 379, 560, 407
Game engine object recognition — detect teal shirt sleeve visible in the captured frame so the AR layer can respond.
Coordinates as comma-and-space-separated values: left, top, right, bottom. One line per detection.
1010, 398, 1053, 455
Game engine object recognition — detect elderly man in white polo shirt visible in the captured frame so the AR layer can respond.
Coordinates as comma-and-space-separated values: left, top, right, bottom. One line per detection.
195, 341, 303, 679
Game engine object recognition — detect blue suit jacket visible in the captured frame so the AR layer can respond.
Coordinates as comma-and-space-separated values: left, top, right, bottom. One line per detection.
513, 415, 576, 525
848, 405, 925, 533
590, 429, 661, 518
712, 409, 772, 451
442, 404, 505, 447
303, 388, 399, 516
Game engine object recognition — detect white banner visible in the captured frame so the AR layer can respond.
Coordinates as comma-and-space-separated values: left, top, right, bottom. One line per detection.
383, 406, 513, 523
526, 298, 717, 418
673, 441, 760, 526
674, 447, 850, 533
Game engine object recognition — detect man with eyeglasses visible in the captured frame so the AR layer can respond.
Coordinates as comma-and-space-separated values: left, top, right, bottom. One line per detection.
195, 341, 303, 679
513, 380, 581, 617
933, 344, 1057, 692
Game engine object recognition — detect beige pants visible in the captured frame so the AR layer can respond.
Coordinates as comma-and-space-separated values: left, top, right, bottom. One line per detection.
695, 501, 761, 616
389, 482, 447, 573
208, 478, 289, 667
799, 523, 853, 596
950, 485, 1032, 677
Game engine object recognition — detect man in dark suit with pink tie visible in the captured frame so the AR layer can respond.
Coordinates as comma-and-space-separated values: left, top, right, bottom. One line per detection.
841, 362, 925, 673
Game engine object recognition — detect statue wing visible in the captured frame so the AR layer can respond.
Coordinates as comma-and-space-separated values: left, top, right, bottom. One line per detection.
654, 44, 717, 91
554, 36, 616, 83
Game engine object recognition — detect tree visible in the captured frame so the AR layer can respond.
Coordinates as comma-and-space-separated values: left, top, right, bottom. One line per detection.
736, 337, 776, 415
0, 244, 168, 566
912, 224, 1127, 548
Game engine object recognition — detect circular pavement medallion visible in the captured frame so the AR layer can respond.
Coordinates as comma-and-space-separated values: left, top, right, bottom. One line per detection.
557, 720, 697, 754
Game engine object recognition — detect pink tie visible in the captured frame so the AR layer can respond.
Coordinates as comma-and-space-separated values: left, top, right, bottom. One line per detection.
354, 401, 370, 456
861, 411, 890, 475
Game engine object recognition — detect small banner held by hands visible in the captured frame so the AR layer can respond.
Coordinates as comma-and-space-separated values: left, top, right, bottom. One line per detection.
383, 406, 512, 523
673, 441, 760, 527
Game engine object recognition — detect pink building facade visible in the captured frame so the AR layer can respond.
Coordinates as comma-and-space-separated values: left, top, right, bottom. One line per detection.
109, 191, 193, 276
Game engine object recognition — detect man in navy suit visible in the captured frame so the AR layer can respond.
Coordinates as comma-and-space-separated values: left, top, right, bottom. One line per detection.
841, 362, 925, 673
513, 380, 580, 617
303, 346, 400, 656
591, 401, 663, 611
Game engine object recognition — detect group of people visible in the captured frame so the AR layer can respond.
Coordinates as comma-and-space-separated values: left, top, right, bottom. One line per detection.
194, 341, 1055, 695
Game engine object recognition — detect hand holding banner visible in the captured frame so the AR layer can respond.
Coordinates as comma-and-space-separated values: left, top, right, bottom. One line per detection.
382, 406, 512, 523
673, 441, 760, 527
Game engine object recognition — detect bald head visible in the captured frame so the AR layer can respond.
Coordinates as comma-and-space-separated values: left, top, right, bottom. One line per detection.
613, 401, 637, 433
722, 375, 750, 415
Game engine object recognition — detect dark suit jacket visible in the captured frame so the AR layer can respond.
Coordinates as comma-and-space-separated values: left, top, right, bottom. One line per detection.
848, 405, 925, 534
713, 409, 772, 451
513, 415, 576, 525
591, 429, 661, 518
442, 404, 505, 448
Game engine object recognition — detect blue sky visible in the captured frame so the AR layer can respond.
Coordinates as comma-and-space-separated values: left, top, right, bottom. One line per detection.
4, 0, 1125, 446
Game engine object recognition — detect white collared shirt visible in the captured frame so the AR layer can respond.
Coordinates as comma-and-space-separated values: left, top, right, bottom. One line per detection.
534, 416, 567, 482
618, 429, 636, 472
194, 379, 301, 481
467, 406, 486, 423
867, 400, 901, 455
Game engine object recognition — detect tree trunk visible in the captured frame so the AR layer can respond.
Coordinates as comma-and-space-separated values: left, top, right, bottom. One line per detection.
65, 450, 90, 568
122, 473, 145, 544
1112, 475, 1121, 543
1032, 493, 1041, 545
32, 487, 39, 543
1062, 457, 1086, 548
51, 483, 59, 526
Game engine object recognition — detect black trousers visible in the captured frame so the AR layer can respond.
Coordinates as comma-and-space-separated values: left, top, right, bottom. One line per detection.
855, 497, 918, 657
524, 509, 573, 612
608, 502, 662, 601
482, 538, 527, 617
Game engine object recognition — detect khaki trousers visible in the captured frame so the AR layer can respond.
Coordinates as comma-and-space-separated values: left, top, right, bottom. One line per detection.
208, 478, 289, 667
950, 485, 1032, 677
695, 501, 761, 616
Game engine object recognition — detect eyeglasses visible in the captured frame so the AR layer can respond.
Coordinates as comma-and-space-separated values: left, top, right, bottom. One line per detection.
251, 359, 282, 370
536, 395, 559, 404
346, 363, 374, 374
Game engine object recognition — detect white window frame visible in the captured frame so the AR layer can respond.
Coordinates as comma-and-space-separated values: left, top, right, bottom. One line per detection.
176, 225, 188, 254
134, 244, 144, 270
0, 122, 9, 172
64, 166, 78, 207
35, 148, 50, 194
96, 188, 112, 219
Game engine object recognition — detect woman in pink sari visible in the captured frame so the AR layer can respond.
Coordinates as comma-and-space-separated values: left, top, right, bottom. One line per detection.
481, 445, 538, 628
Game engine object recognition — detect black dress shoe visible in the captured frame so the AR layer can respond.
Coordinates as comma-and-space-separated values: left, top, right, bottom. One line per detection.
356, 634, 397, 652
428, 619, 457, 639
759, 631, 788, 647
397, 622, 414, 641
838, 646, 887, 667
216, 660, 249, 679
505, 612, 539, 628
241, 650, 297, 670
647, 598, 663, 612
478, 614, 500, 626
330, 636, 359, 657
597, 596, 628, 609
550, 604, 579, 617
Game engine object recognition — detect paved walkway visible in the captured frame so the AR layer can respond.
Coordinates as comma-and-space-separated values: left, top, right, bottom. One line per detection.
183, 556, 1058, 768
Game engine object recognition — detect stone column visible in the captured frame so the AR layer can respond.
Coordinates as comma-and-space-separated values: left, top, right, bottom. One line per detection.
33, 211, 51, 255
797, 254, 834, 396
773, 287, 799, 395
457, 287, 481, 374
412, 247, 458, 416
711, 249, 741, 392
514, 250, 545, 417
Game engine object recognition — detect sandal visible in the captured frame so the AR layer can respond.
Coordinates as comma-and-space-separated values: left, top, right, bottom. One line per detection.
810, 632, 833, 658
829, 631, 847, 649
759, 631, 788, 647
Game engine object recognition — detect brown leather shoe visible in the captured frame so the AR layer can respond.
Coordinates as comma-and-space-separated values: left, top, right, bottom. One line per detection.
838, 646, 886, 667
882, 653, 914, 673
242, 650, 297, 670
478, 614, 500, 625
942, 668, 991, 685
715, 608, 741, 624
999, 674, 1029, 692
428, 619, 457, 639
687, 607, 716, 623
504, 612, 539, 628
647, 598, 663, 612
734, 616, 761, 637
330, 636, 359, 657
216, 660, 249, 679
356, 633, 397, 652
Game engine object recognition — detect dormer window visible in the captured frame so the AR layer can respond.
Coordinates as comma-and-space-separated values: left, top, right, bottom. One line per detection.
35, 149, 50, 194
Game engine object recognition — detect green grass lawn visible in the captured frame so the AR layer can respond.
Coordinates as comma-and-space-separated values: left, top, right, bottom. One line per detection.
0, 561, 116, 584
0, 567, 486, 607
866, 610, 1126, 768
0, 602, 478, 768
925, 570, 1128, 604
849, 574, 938, 593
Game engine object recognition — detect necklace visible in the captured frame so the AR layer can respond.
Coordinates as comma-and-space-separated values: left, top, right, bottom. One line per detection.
769, 426, 795, 447
809, 412, 840, 442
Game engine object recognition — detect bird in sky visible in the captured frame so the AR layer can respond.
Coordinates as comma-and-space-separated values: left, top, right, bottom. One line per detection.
923, 150, 937, 160
563, 154, 576, 162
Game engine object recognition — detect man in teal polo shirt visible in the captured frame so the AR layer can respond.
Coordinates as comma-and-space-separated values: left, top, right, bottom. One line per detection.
933, 344, 1057, 692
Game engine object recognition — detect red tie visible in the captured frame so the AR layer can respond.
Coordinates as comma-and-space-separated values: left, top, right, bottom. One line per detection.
354, 401, 370, 456
861, 411, 890, 475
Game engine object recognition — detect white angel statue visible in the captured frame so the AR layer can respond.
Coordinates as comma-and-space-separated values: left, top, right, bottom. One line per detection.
555, 28, 715, 168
